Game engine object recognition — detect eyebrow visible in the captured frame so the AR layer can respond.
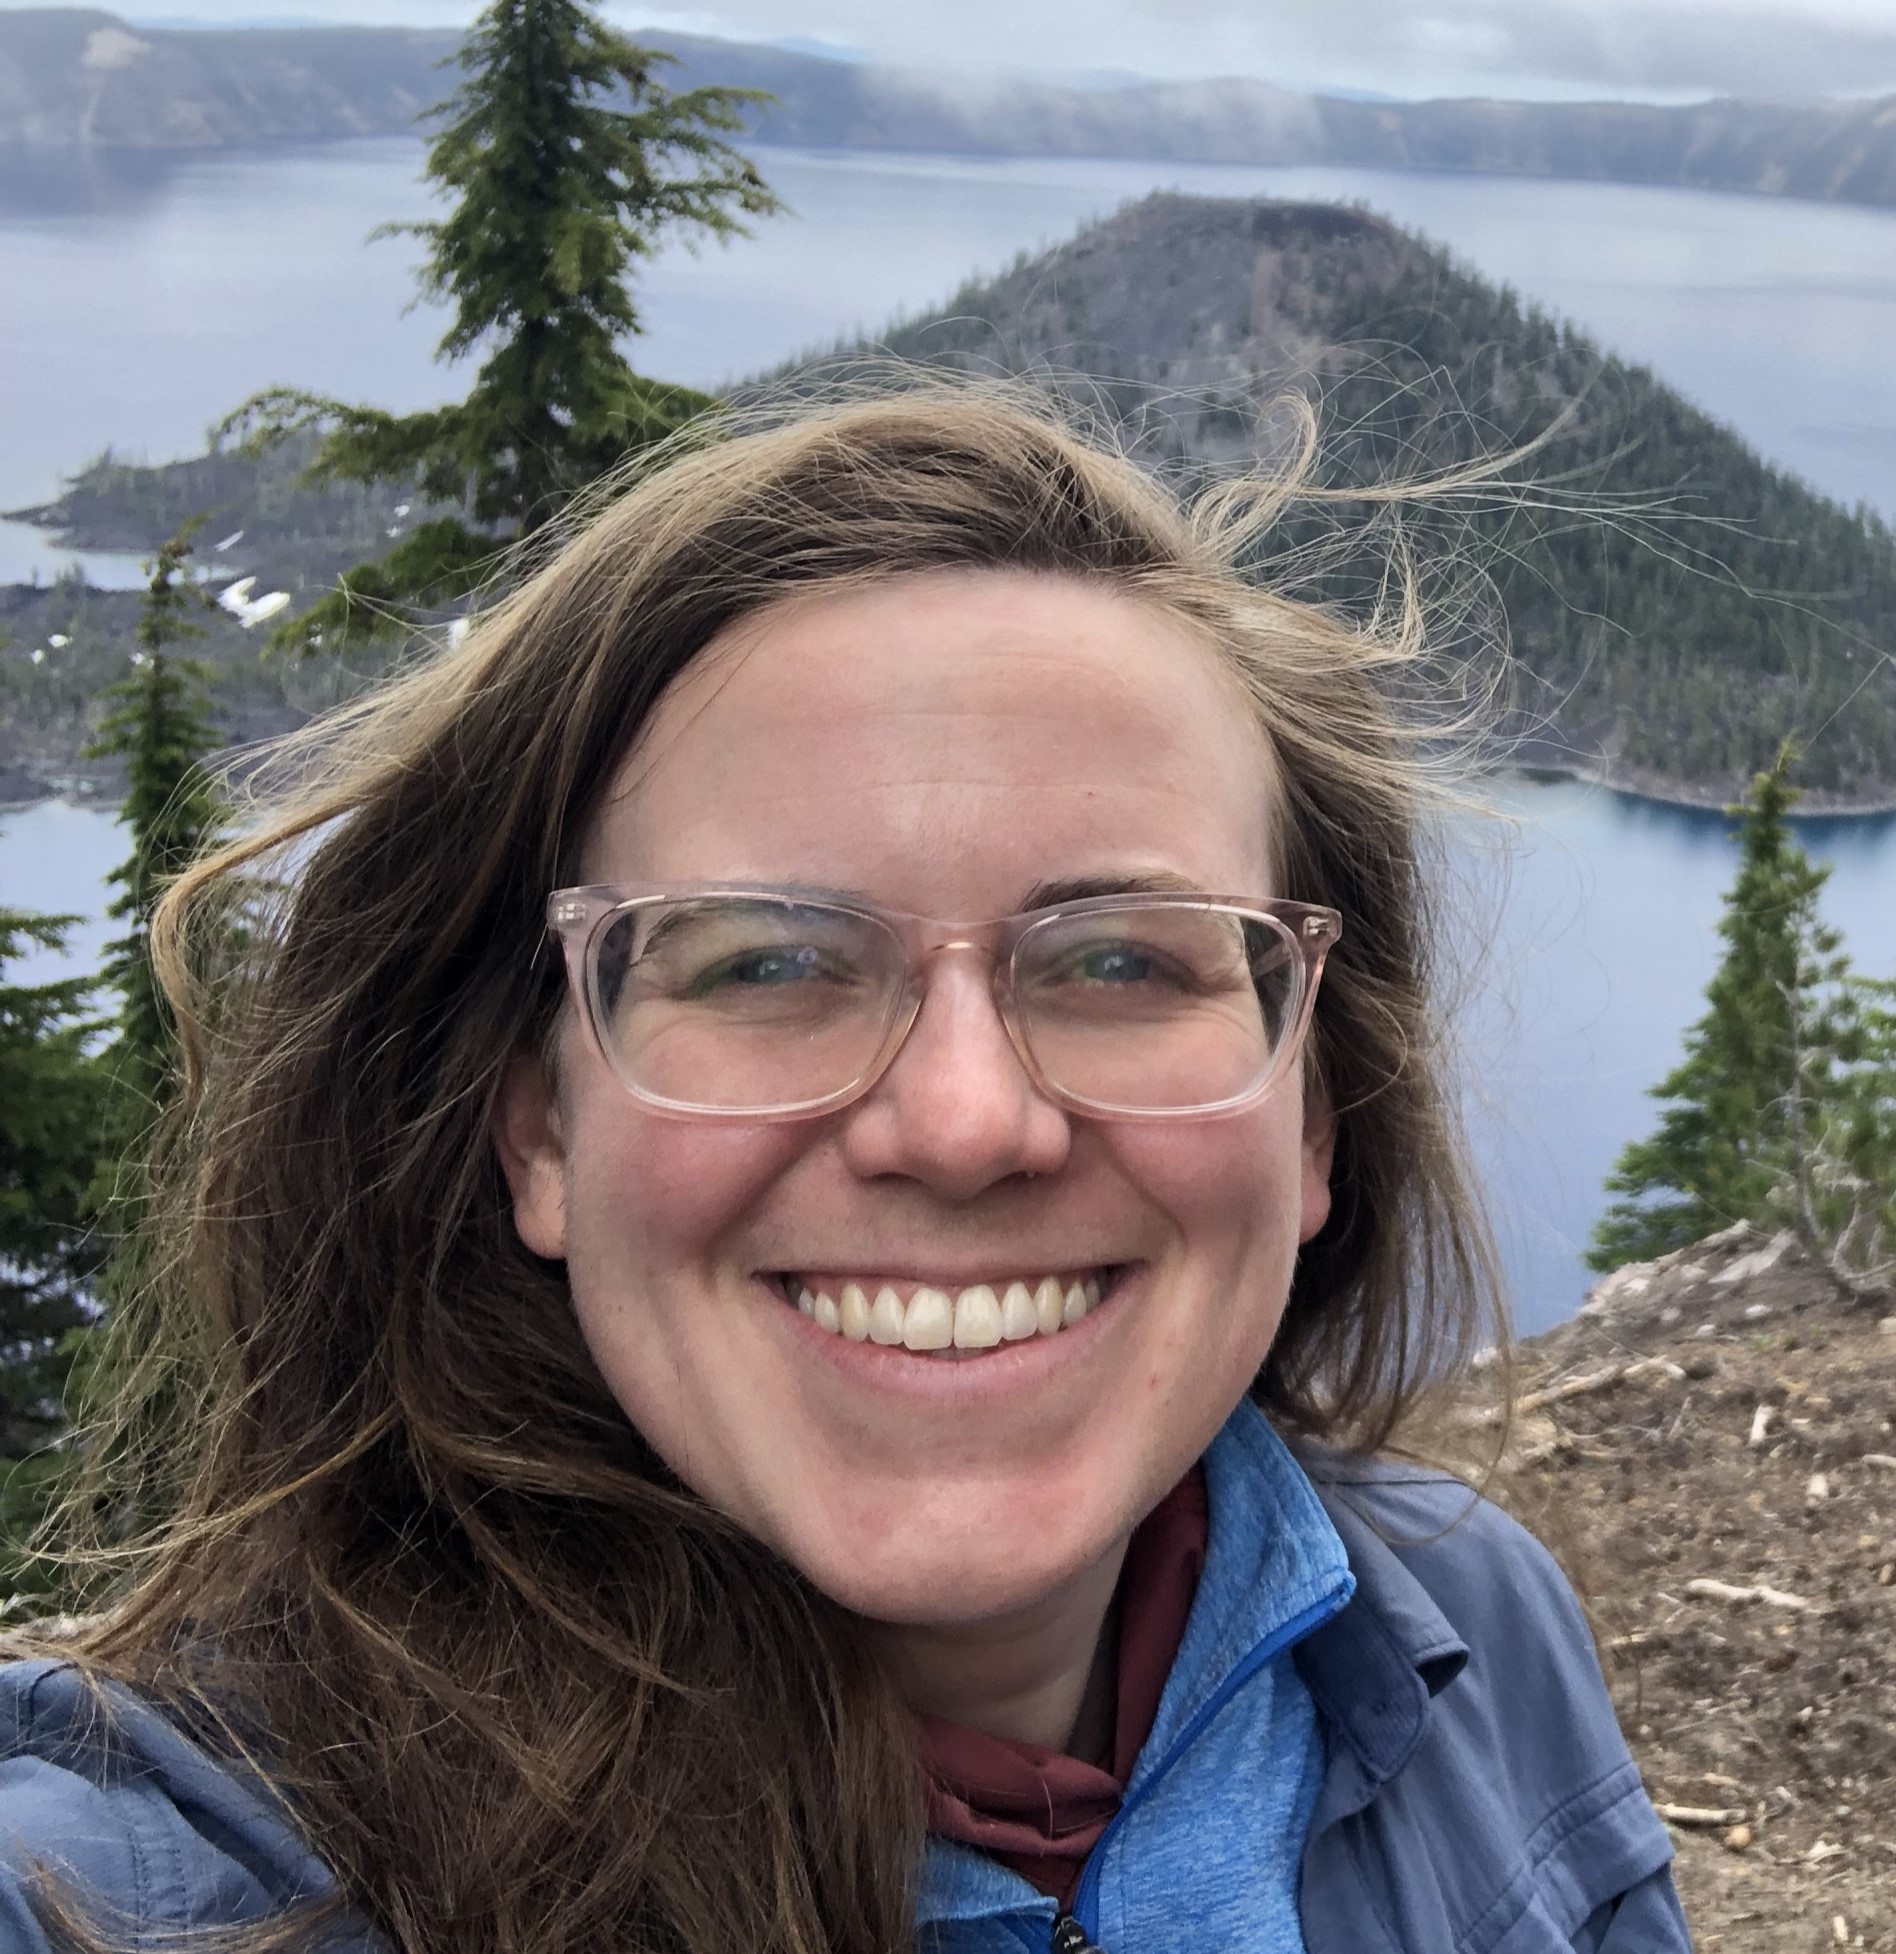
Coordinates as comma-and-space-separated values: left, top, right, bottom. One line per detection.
1016, 871, 1207, 909
701, 871, 1211, 912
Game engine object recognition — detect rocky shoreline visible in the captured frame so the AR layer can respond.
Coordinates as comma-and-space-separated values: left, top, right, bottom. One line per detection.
1500, 759, 1896, 821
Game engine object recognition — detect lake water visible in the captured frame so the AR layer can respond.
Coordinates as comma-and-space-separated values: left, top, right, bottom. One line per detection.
3, 138, 1895, 1330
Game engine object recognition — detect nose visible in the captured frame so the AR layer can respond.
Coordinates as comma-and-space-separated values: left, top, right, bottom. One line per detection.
838, 950, 1072, 1199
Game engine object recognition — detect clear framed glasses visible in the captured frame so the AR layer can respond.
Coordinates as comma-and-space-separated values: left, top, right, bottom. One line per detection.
545, 885, 1342, 1122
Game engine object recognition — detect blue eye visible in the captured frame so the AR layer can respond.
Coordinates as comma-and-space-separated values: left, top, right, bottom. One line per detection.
1073, 944, 1155, 985
691, 944, 825, 992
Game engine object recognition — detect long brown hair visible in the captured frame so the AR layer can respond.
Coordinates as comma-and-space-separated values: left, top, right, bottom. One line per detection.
25, 384, 1503, 1954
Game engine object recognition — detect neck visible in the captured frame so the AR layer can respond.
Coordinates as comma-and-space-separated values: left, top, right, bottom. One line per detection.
867, 1539, 1130, 1759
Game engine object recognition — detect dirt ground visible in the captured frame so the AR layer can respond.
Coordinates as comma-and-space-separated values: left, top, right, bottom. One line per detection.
1488, 1227, 1896, 1952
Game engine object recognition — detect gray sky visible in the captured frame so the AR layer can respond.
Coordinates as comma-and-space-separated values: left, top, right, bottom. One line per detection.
86, 0, 1896, 104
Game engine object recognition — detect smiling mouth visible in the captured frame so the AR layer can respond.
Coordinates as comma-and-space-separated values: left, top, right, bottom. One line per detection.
771, 1270, 1121, 1356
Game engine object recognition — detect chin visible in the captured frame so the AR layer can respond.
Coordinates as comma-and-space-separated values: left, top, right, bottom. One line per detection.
787, 1511, 1115, 1630
828, 1562, 1081, 1632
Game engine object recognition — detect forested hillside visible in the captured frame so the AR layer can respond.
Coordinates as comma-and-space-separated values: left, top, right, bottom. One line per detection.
853, 196, 1896, 804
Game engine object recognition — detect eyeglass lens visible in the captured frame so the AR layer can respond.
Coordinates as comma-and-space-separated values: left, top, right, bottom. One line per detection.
588, 897, 1304, 1114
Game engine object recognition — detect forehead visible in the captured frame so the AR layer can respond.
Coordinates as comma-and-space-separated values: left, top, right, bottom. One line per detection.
590, 567, 1282, 905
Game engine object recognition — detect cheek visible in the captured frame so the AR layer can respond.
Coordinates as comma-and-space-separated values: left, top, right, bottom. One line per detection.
1106, 1106, 1309, 1367
557, 1090, 811, 1301
1062, 1113, 1306, 1516
1109, 1100, 1308, 1253
556, 1103, 817, 1483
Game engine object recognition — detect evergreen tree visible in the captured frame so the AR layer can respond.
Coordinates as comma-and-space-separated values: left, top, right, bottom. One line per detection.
87, 525, 228, 1127
0, 909, 109, 1598
220, 0, 781, 646
0, 911, 108, 1453
0, 543, 235, 1607
1588, 745, 1841, 1268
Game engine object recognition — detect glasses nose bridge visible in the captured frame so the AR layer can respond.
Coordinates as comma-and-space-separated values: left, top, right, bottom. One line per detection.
915, 929, 995, 963
902, 923, 1014, 1000
880, 923, 1032, 1076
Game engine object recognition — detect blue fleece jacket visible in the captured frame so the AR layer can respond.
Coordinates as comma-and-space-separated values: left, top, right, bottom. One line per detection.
0, 1408, 1690, 1954
922, 1401, 1353, 1954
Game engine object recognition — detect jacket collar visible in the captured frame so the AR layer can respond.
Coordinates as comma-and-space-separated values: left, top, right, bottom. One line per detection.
1131, 1402, 1353, 1786
1290, 1454, 1471, 1801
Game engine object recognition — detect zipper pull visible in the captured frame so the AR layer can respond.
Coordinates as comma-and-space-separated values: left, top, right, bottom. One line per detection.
1051, 1915, 1105, 1954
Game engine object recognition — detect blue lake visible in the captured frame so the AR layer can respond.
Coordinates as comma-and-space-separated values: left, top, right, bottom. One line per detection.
2, 138, 1894, 1331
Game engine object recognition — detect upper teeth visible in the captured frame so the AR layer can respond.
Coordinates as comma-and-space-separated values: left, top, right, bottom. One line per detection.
791, 1275, 1103, 1352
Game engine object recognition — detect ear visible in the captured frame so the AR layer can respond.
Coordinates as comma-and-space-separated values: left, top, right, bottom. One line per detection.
1296, 1067, 1337, 1246
493, 1048, 570, 1260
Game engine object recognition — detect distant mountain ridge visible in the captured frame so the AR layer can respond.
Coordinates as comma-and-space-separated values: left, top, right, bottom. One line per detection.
0, 9, 451, 147
4, 7, 1896, 212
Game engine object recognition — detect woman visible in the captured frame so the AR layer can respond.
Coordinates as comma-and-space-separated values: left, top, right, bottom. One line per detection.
0, 390, 1689, 1954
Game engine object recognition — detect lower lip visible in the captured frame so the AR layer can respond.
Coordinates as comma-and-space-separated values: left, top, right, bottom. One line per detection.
763, 1272, 1133, 1398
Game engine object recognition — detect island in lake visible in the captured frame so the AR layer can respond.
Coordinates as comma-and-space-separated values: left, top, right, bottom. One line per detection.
6, 194, 1894, 812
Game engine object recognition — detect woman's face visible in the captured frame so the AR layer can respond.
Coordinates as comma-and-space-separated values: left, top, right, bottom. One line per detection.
497, 567, 1333, 1628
